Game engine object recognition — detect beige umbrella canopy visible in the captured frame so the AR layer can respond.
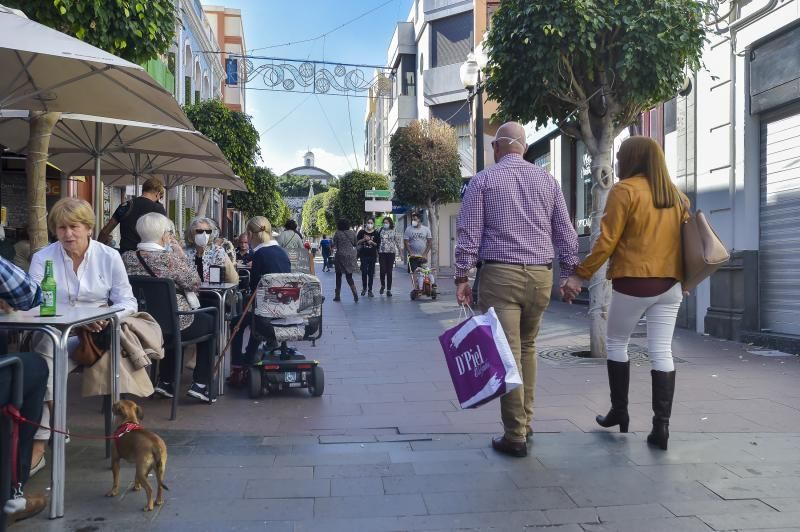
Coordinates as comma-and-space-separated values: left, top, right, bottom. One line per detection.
0, 4, 192, 129
0, 111, 241, 226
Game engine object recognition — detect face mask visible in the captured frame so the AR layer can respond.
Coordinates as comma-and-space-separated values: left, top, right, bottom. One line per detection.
412, 221, 420, 227
366, 223, 374, 230
194, 233, 210, 247
383, 223, 390, 229
163, 242, 172, 253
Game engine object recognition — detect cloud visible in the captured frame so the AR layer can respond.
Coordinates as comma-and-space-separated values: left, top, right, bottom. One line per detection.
259, 145, 357, 177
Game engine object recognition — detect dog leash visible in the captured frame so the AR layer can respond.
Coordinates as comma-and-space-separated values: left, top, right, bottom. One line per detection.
210, 287, 259, 379
1, 404, 119, 442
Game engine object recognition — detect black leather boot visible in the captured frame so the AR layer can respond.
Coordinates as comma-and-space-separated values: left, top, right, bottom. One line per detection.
647, 369, 676, 450
333, 290, 340, 302
348, 279, 359, 302
596, 360, 630, 432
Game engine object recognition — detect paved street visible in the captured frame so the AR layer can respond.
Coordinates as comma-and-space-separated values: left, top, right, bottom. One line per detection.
15, 266, 800, 532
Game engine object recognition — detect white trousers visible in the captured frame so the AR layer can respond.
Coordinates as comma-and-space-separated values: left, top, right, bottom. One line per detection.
606, 284, 683, 372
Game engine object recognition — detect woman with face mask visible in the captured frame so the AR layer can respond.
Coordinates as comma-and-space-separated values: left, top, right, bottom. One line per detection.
184, 217, 239, 285
356, 217, 380, 297
377, 217, 402, 297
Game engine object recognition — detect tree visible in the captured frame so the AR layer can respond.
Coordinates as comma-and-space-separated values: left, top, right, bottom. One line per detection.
390, 118, 462, 270
318, 189, 338, 235
277, 174, 330, 197
231, 166, 288, 227
485, 0, 707, 357
183, 99, 260, 216
301, 189, 338, 237
5, 0, 176, 252
334, 171, 389, 227
8, 0, 176, 64
301, 193, 325, 236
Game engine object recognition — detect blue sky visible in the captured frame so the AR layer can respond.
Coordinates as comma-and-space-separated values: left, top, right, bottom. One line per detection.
202, 0, 414, 177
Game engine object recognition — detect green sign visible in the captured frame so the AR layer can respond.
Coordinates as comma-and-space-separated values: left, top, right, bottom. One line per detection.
365, 189, 391, 199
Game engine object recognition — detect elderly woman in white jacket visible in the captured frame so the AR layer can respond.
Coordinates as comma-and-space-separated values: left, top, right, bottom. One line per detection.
28, 198, 137, 475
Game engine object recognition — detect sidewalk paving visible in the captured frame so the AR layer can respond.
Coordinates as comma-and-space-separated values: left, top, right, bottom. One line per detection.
14, 267, 800, 532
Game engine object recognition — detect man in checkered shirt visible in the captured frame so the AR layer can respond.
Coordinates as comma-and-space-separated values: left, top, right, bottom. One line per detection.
455, 121, 580, 457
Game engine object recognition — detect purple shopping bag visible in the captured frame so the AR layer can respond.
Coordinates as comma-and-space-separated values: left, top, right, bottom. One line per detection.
439, 307, 522, 409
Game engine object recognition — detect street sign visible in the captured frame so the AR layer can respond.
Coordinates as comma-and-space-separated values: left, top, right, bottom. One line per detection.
365, 189, 391, 199
364, 199, 393, 212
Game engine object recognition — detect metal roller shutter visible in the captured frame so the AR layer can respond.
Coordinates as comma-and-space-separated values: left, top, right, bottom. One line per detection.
760, 110, 800, 335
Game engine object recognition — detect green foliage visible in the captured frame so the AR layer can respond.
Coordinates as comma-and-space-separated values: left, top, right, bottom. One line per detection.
183, 100, 261, 188
277, 174, 330, 197
230, 166, 288, 227
484, 0, 708, 146
9, 0, 176, 64
301, 192, 325, 236
334, 171, 389, 227
390, 119, 462, 209
318, 189, 338, 235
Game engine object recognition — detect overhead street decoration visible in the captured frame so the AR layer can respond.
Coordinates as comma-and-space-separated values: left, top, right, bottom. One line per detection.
230, 54, 394, 98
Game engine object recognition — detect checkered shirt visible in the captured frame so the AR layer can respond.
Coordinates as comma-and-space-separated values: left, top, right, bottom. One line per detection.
0, 256, 41, 310
455, 154, 580, 279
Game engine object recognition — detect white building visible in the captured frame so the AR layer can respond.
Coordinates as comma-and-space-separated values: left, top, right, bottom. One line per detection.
366, 0, 476, 270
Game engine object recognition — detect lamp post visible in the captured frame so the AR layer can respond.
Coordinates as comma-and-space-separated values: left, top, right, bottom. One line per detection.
460, 40, 489, 174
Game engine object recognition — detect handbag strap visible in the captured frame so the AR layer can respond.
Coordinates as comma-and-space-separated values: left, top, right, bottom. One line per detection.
136, 250, 158, 278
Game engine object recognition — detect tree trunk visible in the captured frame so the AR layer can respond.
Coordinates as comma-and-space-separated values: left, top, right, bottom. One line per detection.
587, 143, 614, 357
428, 203, 440, 271
197, 187, 212, 218
26, 111, 61, 254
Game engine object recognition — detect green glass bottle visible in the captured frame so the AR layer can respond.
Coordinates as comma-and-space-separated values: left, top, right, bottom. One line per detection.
40, 259, 57, 317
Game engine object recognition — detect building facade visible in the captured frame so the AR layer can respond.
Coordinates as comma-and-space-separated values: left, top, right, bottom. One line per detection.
203, 5, 247, 113
366, 0, 478, 271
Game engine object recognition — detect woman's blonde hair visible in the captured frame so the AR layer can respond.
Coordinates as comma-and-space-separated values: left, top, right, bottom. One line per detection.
616, 136, 675, 209
246, 216, 272, 245
48, 198, 95, 233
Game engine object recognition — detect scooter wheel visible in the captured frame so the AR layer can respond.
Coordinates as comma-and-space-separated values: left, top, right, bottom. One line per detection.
308, 366, 325, 397
247, 367, 262, 398
410, 290, 417, 300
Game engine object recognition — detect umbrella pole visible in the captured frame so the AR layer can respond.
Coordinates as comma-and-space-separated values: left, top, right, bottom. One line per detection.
94, 123, 103, 236
133, 153, 140, 196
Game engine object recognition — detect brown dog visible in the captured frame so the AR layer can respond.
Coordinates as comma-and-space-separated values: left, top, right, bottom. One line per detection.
105, 400, 169, 511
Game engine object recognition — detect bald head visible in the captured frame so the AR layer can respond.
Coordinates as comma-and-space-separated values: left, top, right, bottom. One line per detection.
492, 122, 527, 161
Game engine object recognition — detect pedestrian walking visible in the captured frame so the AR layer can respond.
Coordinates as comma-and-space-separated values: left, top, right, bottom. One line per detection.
455, 122, 580, 458
277, 220, 314, 274
332, 218, 359, 302
377, 217, 402, 297
320, 234, 332, 272
357, 217, 379, 297
562, 136, 688, 451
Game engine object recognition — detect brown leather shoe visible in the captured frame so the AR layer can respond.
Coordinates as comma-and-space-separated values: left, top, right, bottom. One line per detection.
491, 436, 527, 457
7, 492, 46, 525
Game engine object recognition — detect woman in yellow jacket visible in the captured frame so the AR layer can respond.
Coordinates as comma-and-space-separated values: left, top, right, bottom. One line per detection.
565, 136, 689, 451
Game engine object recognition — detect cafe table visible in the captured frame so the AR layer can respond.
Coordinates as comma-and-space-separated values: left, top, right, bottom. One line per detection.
0, 305, 122, 519
197, 282, 238, 396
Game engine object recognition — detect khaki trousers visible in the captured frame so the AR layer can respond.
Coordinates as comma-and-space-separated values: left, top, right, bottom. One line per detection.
478, 263, 553, 443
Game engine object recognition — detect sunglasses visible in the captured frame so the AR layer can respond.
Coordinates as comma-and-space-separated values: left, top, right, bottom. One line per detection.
195, 229, 213, 235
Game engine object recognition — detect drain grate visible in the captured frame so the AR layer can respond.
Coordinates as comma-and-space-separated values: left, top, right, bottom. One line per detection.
538, 346, 685, 365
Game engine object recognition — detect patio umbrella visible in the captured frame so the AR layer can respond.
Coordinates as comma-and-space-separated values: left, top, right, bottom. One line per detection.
0, 4, 192, 129
0, 111, 240, 228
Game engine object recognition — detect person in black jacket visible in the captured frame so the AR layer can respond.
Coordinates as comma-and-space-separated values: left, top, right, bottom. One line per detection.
356, 217, 379, 297
229, 217, 290, 385
98, 177, 166, 252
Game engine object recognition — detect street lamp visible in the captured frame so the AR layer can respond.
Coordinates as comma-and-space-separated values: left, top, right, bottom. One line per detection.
460, 38, 489, 173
